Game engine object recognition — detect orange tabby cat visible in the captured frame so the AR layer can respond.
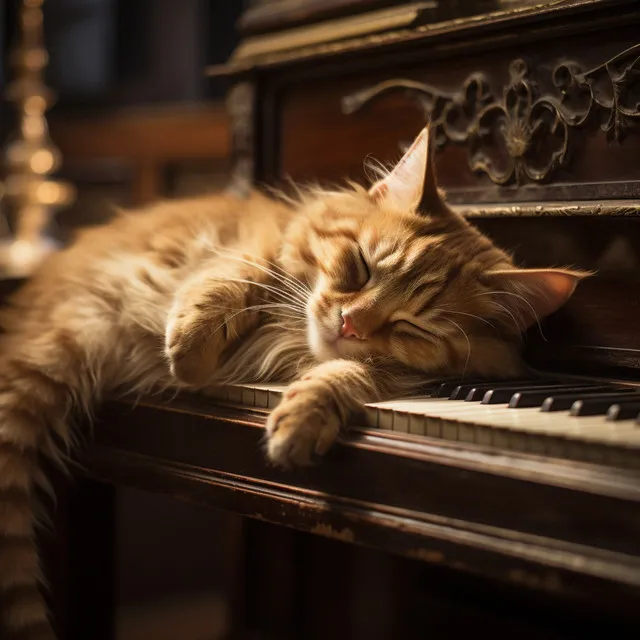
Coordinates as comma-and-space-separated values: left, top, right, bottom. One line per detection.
0, 126, 585, 638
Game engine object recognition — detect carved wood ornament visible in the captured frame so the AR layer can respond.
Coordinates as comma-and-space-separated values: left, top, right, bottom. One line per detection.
342, 43, 640, 186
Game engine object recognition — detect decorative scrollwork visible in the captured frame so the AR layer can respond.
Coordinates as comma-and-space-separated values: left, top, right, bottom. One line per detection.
341, 43, 640, 186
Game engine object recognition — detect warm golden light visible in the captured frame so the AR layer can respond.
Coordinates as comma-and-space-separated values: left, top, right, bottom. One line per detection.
0, 0, 75, 277
30, 149, 55, 174
24, 95, 46, 114
36, 181, 61, 204
22, 115, 45, 139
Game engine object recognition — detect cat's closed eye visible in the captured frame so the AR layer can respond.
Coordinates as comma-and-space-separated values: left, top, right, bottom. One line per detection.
392, 319, 438, 340
339, 244, 370, 292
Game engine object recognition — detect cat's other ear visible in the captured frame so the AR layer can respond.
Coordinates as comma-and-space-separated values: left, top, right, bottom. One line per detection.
368, 124, 449, 214
484, 268, 590, 331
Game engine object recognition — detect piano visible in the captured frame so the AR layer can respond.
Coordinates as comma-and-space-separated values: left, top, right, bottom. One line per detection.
204, 377, 640, 468
51, 1, 640, 638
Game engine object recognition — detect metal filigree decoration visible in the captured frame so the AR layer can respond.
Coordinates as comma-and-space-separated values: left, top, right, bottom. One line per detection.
0, 0, 75, 277
341, 43, 640, 186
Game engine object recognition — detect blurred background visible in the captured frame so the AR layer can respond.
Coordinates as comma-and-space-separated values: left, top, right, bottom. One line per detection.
0, 0, 243, 246
1, 2, 245, 638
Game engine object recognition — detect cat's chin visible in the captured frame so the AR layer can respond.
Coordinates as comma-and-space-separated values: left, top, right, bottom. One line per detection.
307, 330, 340, 361
309, 333, 369, 362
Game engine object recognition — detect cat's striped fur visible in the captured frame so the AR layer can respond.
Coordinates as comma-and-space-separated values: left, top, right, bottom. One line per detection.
0, 126, 585, 638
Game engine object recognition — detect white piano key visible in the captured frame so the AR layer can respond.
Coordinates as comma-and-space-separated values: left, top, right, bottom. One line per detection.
393, 411, 410, 433
425, 416, 442, 438
247, 383, 280, 408
227, 385, 244, 403
241, 386, 256, 406
255, 389, 269, 408
458, 422, 476, 443
409, 414, 426, 436
369, 395, 640, 450
212, 383, 640, 465
379, 409, 394, 430
364, 406, 379, 427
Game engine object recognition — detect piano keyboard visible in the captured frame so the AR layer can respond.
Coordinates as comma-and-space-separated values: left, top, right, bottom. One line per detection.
207, 378, 640, 468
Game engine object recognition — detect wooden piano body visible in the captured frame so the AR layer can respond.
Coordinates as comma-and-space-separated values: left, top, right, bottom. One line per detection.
54, 1, 640, 638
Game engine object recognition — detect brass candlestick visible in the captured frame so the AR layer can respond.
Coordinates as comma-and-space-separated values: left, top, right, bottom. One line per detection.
0, 0, 75, 278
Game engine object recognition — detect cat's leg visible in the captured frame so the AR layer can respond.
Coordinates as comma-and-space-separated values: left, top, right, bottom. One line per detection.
166, 260, 267, 385
265, 359, 379, 467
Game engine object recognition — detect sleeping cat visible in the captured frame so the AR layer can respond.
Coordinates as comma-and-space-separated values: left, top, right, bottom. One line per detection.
0, 125, 585, 638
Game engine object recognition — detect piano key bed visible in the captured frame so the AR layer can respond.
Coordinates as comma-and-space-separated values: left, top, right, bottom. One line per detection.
206, 378, 640, 469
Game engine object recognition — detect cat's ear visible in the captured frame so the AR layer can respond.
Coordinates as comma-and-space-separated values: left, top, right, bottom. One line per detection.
368, 124, 449, 214
484, 268, 589, 331
368, 126, 425, 209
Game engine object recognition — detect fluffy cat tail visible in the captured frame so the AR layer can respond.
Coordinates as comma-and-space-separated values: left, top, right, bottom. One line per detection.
0, 351, 78, 640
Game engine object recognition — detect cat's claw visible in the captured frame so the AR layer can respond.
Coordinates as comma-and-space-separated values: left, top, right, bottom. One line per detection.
265, 380, 341, 467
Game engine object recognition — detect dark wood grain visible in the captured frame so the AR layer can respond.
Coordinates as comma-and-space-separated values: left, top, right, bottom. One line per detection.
238, 0, 407, 35
48, 103, 230, 205
42, 475, 116, 640
81, 395, 640, 606
276, 30, 640, 203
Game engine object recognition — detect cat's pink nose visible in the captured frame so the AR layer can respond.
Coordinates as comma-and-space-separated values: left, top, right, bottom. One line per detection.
340, 313, 362, 339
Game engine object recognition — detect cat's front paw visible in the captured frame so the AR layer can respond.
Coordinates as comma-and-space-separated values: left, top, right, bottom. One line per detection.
165, 307, 227, 385
265, 379, 342, 467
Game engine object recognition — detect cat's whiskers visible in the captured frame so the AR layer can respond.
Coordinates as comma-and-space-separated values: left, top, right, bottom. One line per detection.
441, 317, 471, 377
230, 254, 311, 300
490, 300, 524, 339
199, 297, 306, 341
474, 290, 546, 340
224, 277, 307, 311
440, 308, 498, 331
207, 307, 304, 341
213, 246, 312, 299
210, 301, 306, 317
273, 324, 307, 333
207, 243, 311, 300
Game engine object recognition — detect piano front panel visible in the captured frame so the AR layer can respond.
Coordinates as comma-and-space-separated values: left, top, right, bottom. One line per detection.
273, 10, 640, 206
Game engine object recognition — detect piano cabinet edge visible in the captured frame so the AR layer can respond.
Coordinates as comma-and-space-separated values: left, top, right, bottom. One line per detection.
77, 397, 640, 613
96, 394, 640, 500
79, 441, 640, 620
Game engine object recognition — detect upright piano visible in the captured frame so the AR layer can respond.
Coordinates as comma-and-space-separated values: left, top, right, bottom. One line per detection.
60, 1, 640, 638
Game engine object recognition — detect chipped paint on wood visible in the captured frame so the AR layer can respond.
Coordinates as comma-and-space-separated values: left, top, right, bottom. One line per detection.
408, 548, 445, 563
508, 569, 563, 592
311, 523, 355, 543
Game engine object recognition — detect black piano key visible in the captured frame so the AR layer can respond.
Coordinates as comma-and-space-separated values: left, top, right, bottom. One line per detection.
465, 385, 504, 401
451, 378, 553, 401
542, 389, 638, 413
436, 379, 487, 398
481, 382, 585, 405
464, 380, 550, 401
508, 385, 615, 408
450, 383, 485, 400
607, 401, 640, 421
570, 392, 640, 417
